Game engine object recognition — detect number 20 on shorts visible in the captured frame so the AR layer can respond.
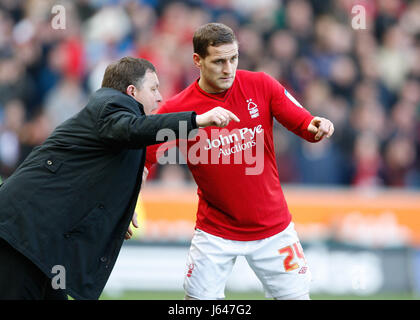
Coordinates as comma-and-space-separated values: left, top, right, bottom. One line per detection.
278, 242, 306, 272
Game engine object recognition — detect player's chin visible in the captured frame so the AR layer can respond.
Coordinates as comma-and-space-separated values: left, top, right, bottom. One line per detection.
218, 79, 234, 89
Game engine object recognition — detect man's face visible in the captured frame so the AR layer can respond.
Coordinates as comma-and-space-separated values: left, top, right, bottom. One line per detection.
194, 42, 239, 93
130, 70, 162, 115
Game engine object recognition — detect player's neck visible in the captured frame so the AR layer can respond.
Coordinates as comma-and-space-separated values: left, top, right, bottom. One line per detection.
198, 78, 227, 95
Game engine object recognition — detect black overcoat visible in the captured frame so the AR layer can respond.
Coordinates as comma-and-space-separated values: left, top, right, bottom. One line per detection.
0, 87, 197, 299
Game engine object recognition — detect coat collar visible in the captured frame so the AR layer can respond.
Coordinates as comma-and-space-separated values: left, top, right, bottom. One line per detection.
98, 87, 145, 115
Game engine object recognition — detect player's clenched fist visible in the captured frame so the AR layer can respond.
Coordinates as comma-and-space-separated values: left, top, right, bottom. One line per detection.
307, 116, 334, 140
196, 106, 240, 128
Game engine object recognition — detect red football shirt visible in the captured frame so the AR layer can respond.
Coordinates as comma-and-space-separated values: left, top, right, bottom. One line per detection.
146, 70, 319, 240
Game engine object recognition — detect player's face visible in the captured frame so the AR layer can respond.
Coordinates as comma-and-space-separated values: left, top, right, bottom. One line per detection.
194, 42, 239, 93
129, 70, 162, 115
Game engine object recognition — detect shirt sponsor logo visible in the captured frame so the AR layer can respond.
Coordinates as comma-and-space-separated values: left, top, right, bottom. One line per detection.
156, 122, 265, 175
204, 125, 263, 156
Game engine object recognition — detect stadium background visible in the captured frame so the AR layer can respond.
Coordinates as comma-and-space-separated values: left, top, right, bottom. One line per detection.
1, 0, 419, 299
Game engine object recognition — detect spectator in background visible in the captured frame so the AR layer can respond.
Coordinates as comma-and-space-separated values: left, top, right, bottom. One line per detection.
268, 30, 298, 81
352, 132, 383, 187
377, 25, 413, 94
295, 139, 345, 185
0, 99, 25, 178
44, 77, 86, 130
383, 136, 417, 187
0, 57, 37, 114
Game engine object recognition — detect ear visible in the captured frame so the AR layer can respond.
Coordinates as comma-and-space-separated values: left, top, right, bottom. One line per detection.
126, 84, 136, 97
192, 53, 202, 68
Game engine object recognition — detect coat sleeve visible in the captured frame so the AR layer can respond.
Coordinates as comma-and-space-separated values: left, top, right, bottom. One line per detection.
144, 103, 180, 169
96, 98, 197, 149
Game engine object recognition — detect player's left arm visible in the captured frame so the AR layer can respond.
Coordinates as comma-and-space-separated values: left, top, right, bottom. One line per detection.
265, 73, 334, 142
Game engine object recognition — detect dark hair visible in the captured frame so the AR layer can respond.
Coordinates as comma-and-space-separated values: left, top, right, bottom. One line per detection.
101, 57, 156, 93
193, 23, 237, 58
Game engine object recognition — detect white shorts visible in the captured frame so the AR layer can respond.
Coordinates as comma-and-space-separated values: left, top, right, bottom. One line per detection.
183, 222, 311, 300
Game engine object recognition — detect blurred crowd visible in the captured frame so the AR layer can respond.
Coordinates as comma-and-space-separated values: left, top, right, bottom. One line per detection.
0, 0, 419, 188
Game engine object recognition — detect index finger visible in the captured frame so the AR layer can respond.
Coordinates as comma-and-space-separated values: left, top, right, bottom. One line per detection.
226, 110, 240, 122
311, 116, 322, 125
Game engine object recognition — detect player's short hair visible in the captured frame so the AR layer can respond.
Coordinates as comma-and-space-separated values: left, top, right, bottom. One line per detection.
101, 57, 156, 93
193, 23, 237, 58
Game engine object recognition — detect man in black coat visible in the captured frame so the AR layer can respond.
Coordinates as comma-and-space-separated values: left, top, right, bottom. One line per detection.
0, 57, 239, 300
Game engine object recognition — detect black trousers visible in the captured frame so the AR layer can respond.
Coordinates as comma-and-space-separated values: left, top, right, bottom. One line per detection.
0, 237, 68, 300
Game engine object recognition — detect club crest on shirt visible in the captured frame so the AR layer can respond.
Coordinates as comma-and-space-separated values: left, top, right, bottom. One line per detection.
246, 98, 259, 118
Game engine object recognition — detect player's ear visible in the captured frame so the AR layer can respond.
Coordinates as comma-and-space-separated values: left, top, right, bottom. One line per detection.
193, 53, 202, 68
